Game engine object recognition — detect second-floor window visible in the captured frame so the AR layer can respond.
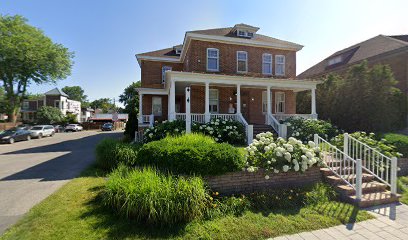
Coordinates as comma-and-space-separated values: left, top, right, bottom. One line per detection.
207, 48, 219, 72
262, 53, 272, 75
237, 51, 248, 73
275, 55, 285, 76
162, 66, 172, 84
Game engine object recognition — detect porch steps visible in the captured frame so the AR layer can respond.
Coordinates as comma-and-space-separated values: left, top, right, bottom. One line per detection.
252, 125, 277, 139
320, 167, 400, 207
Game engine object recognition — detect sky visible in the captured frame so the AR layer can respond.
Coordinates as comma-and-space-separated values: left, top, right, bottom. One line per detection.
1, 0, 408, 106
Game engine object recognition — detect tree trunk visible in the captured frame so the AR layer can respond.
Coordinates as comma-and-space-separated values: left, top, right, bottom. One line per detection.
8, 106, 19, 123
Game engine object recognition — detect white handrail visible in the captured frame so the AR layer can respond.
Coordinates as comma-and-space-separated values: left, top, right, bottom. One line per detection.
237, 113, 253, 144
345, 133, 397, 194
267, 113, 287, 138
314, 134, 362, 199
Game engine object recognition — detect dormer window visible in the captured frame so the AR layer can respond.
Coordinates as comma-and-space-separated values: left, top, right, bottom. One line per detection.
175, 48, 182, 55
238, 30, 246, 37
236, 29, 254, 38
327, 56, 342, 66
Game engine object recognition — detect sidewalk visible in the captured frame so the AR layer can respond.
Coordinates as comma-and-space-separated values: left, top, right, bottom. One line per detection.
271, 203, 408, 240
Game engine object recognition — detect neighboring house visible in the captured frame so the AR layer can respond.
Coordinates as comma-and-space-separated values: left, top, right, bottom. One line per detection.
89, 113, 129, 122
21, 88, 82, 123
298, 35, 408, 95
81, 107, 95, 122
135, 23, 321, 137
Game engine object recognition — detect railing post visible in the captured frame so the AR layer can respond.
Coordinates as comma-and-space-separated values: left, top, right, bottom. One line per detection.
356, 158, 363, 201
149, 114, 154, 127
391, 157, 398, 195
247, 125, 253, 144
343, 133, 349, 160
314, 134, 318, 146
279, 124, 287, 139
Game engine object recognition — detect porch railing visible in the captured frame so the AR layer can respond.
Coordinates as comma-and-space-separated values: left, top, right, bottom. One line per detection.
176, 113, 206, 123
237, 113, 253, 144
210, 114, 238, 122
272, 114, 317, 122
139, 114, 154, 127
266, 113, 287, 138
344, 133, 397, 194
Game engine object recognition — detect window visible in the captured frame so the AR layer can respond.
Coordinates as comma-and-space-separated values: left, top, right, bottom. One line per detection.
162, 66, 172, 84
237, 51, 248, 73
247, 32, 254, 38
152, 97, 162, 116
209, 89, 219, 113
207, 48, 219, 71
262, 91, 272, 113
22, 101, 29, 110
175, 48, 182, 55
238, 30, 246, 37
275, 55, 285, 76
327, 56, 342, 66
275, 92, 285, 113
262, 53, 272, 75
54, 100, 60, 108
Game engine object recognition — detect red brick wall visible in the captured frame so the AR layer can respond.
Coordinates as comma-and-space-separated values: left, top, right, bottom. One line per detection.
140, 61, 183, 88
183, 40, 297, 78
205, 167, 321, 196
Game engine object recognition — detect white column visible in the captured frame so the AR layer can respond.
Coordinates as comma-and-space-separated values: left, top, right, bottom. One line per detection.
185, 87, 191, 133
266, 86, 271, 115
236, 84, 241, 114
138, 94, 143, 123
204, 82, 210, 122
169, 80, 176, 121
311, 87, 317, 116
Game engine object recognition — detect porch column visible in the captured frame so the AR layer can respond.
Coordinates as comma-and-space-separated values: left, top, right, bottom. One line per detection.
205, 82, 210, 122
138, 94, 143, 123
236, 84, 241, 114
311, 87, 317, 118
169, 79, 176, 121
266, 86, 271, 124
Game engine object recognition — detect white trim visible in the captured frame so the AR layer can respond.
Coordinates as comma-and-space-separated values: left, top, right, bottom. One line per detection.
162, 66, 172, 84
135, 55, 180, 65
136, 87, 168, 95
275, 55, 285, 76
206, 48, 219, 72
262, 53, 273, 75
236, 51, 248, 73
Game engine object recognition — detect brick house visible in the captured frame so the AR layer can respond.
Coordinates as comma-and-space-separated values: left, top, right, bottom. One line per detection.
298, 35, 408, 94
21, 88, 81, 123
135, 24, 321, 139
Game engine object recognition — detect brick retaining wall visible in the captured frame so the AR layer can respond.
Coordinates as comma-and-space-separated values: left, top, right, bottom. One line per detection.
205, 167, 321, 195
398, 158, 408, 176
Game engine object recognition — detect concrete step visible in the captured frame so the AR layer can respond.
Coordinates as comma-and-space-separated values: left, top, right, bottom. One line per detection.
336, 181, 388, 195
347, 191, 401, 208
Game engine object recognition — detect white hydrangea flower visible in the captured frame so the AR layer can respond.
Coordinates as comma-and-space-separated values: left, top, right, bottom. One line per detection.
308, 141, 316, 148
274, 169, 279, 173
282, 165, 289, 172
294, 164, 300, 172
264, 146, 271, 152
267, 160, 271, 164
265, 175, 270, 180
284, 152, 291, 161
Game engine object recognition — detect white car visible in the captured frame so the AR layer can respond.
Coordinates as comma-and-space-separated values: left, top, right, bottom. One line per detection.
65, 124, 83, 132
29, 125, 55, 139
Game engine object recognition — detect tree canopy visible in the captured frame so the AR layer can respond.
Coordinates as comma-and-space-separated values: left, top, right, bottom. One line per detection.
62, 86, 88, 104
297, 61, 407, 132
36, 106, 64, 124
90, 98, 115, 113
119, 81, 140, 138
0, 15, 74, 122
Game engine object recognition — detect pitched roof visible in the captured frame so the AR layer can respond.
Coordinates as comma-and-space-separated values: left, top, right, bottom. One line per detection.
137, 46, 181, 59
44, 88, 69, 97
298, 34, 408, 78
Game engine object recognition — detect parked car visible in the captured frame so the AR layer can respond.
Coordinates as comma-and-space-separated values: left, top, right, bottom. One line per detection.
16, 124, 32, 130
101, 123, 114, 131
0, 128, 31, 144
53, 125, 64, 133
29, 125, 55, 139
65, 124, 83, 132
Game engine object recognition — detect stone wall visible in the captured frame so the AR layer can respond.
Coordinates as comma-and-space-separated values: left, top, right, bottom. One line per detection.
205, 167, 321, 195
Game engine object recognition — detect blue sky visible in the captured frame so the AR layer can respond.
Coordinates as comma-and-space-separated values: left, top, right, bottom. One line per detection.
1, 0, 407, 106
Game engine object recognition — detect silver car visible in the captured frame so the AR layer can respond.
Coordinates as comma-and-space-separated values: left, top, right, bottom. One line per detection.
29, 125, 55, 139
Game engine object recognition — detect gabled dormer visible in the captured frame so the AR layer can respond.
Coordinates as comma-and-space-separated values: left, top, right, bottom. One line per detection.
231, 23, 259, 39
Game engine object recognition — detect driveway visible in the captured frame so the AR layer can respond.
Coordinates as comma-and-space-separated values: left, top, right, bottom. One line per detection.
0, 130, 122, 234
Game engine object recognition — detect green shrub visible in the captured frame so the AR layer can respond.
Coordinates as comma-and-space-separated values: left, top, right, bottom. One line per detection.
95, 138, 139, 171
143, 120, 185, 142
285, 117, 341, 143
103, 166, 209, 226
384, 133, 408, 157
332, 132, 402, 158
137, 134, 245, 175
192, 118, 246, 144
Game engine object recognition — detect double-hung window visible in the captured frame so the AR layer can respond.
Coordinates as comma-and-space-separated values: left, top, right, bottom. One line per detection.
162, 66, 172, 84
237, 51, 248, 73
152, 97, 162, 116
207, 48, 219, 71
261, 91, 272, 113
209, 89, 219, 113
275, 55, 285, 76
275, 92, 285, 113
262, 53, 272, 75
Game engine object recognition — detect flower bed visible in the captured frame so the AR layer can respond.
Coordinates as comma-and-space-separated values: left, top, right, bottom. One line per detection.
244, 132, 322, 178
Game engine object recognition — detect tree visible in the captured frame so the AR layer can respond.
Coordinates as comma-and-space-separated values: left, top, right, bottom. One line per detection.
119, 81, 140, 138
90, 98, 115, 113
0, 15, 74, 123
62, 86, 88, 104
0, 86, 7, 113
63, 112, 78, 124
36, 106, 63, 124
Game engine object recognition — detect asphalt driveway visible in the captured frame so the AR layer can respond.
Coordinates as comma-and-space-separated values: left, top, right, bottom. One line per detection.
0, 130, 122, 235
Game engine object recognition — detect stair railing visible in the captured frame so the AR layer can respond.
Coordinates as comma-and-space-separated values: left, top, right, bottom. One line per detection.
237, 113, 253, 144
344, 133, 397, 195
266, 113, 287, 139
314, 134, 362, 200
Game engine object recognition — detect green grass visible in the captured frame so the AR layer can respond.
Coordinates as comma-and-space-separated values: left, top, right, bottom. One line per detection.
0, 166, 373, 240
399, 176, 408, 205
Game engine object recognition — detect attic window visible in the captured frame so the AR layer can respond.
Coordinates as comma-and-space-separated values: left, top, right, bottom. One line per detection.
327, 56, 342, 66
237, 30, 254, 38
175, 48, 182, 55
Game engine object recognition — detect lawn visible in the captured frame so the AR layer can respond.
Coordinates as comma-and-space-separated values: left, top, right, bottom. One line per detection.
399, 176, 408, 205
1, 166, 373, 240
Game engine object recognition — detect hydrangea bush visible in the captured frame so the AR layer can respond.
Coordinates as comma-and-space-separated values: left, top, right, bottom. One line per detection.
285, 117, 341, 143
244, 132, 322, 178
143, 120, 185, 142
192, 118, 245, 145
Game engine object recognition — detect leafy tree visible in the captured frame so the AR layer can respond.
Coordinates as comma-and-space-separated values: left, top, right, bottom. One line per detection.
90, 98, 115, 113
63, 112, 78, 124
297, 61, 406, 132
0, 15, 73, 123
0, 86, 7, 113
119, 81, 140, 138
61, 86, 88, 104
36, 106, 63, 124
